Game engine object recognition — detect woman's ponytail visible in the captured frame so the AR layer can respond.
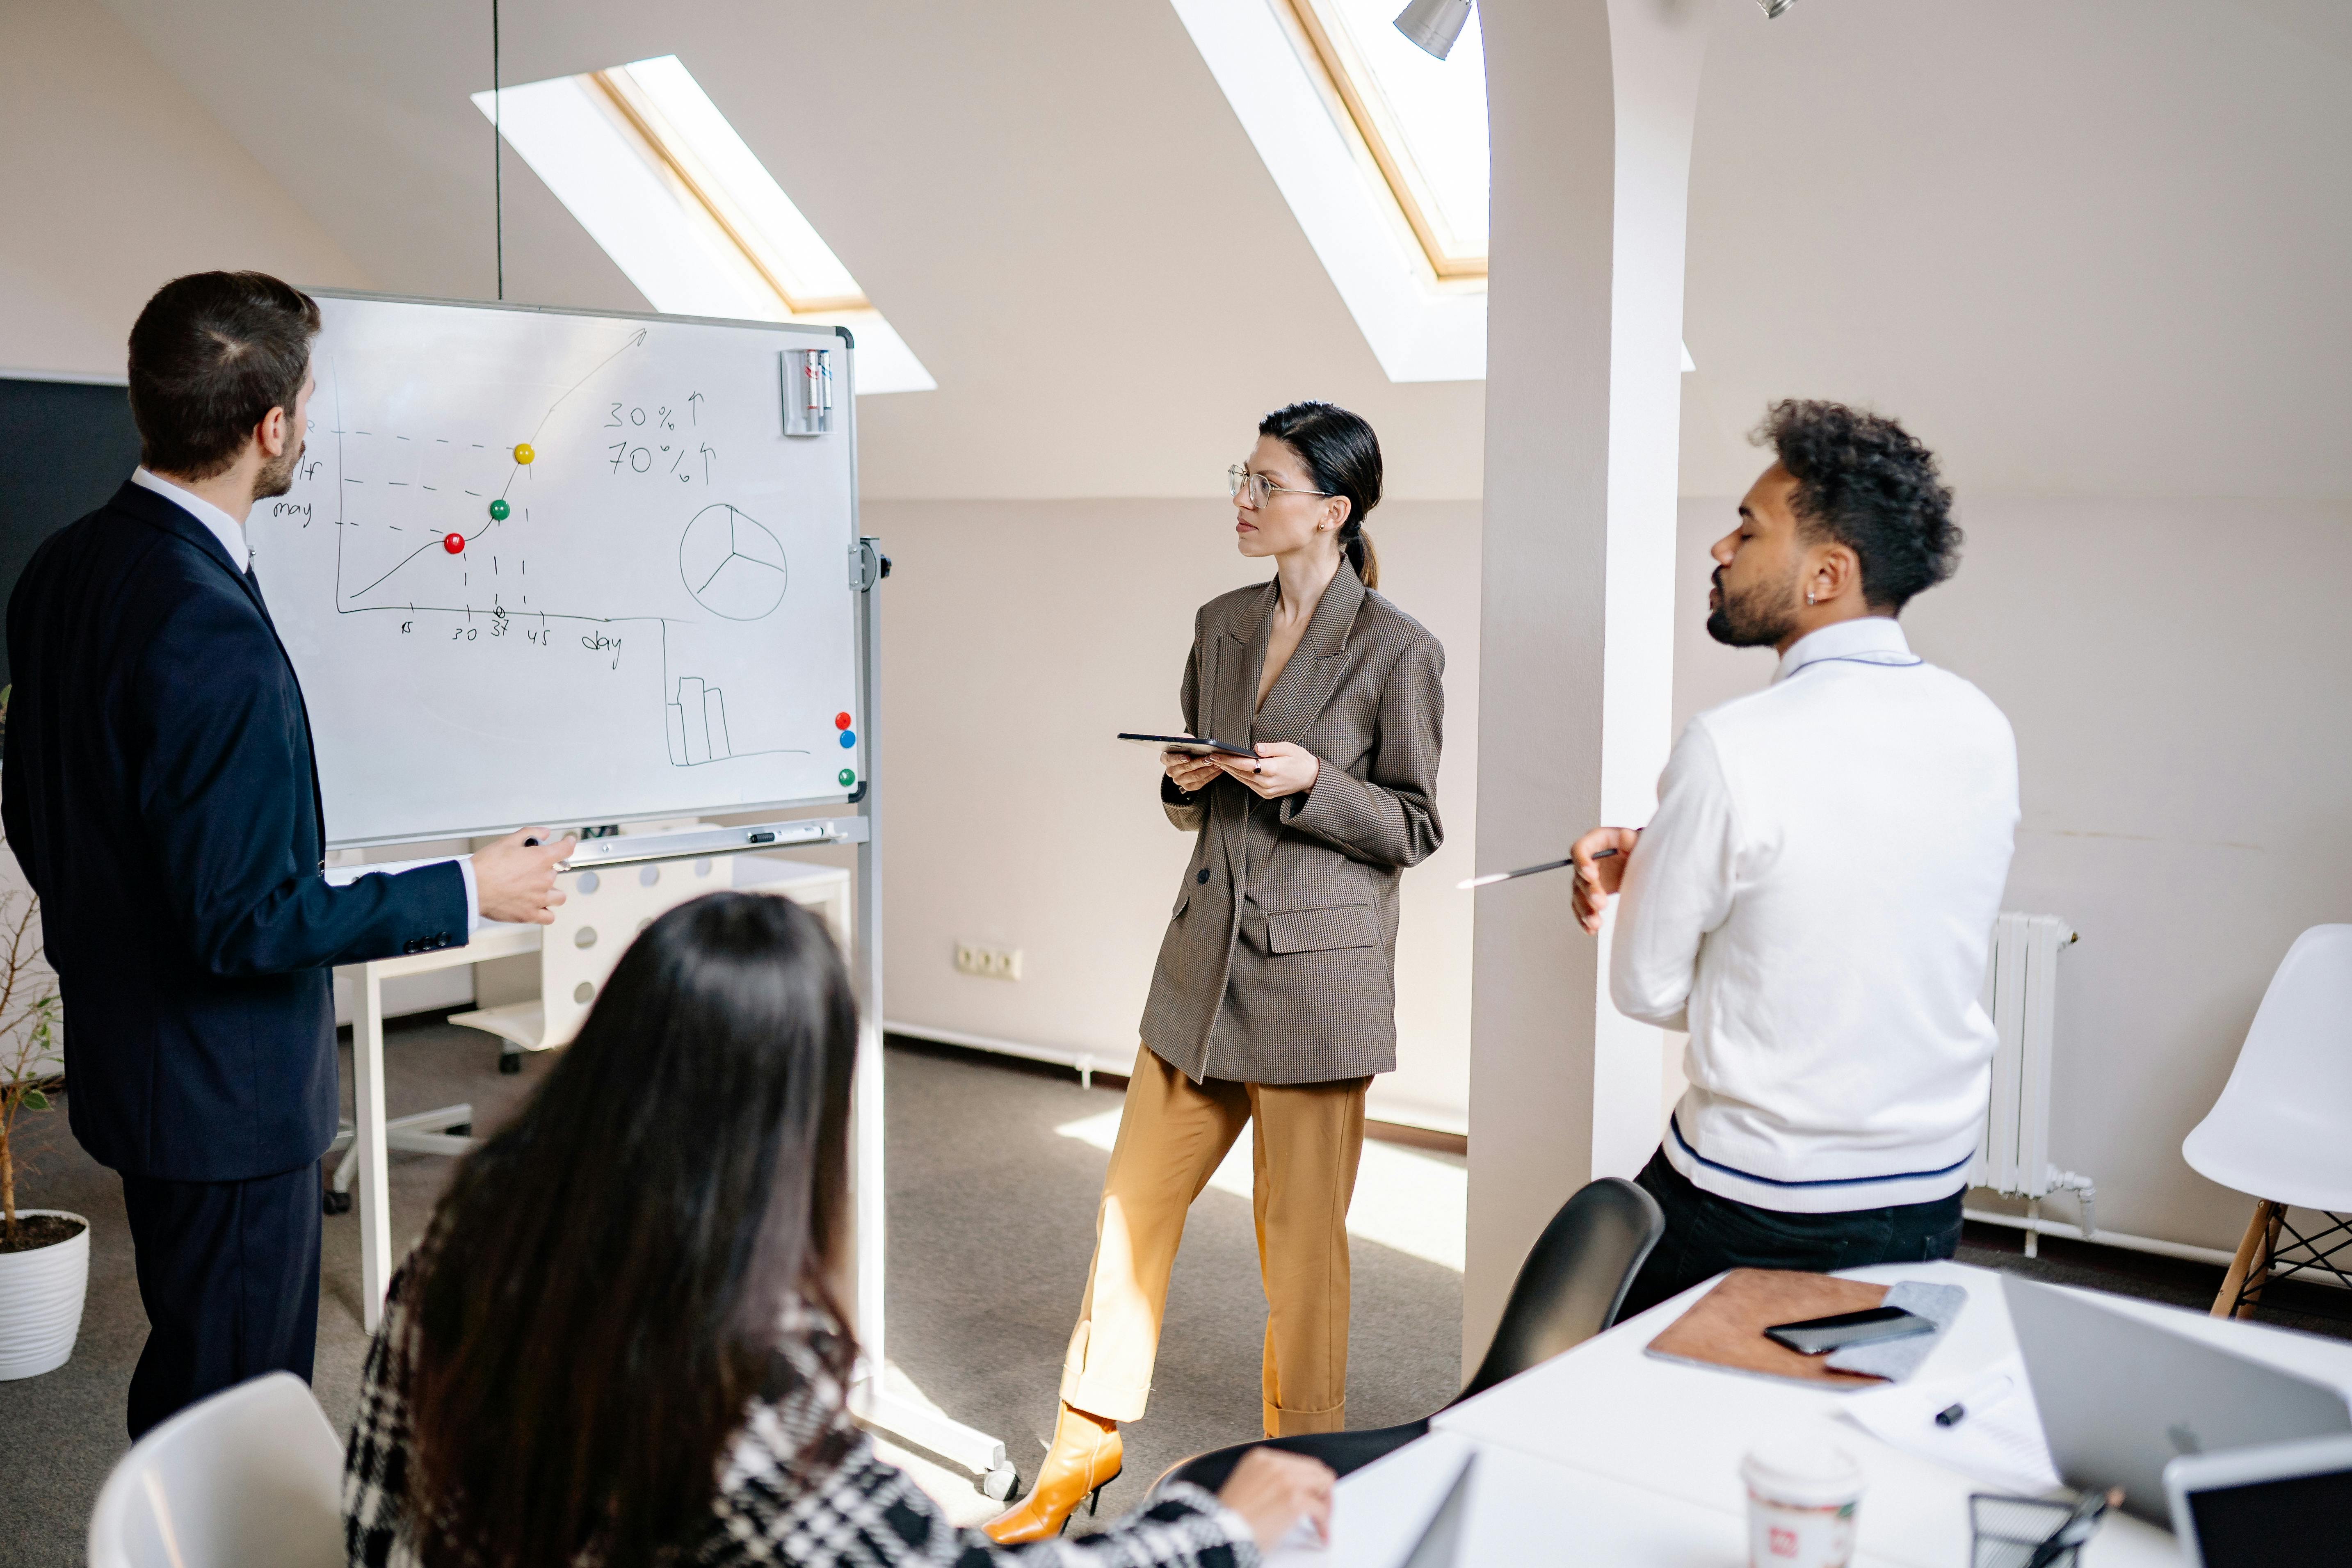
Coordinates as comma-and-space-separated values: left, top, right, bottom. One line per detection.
1340, 519, 1379, 590
1260, 401, 1383, 591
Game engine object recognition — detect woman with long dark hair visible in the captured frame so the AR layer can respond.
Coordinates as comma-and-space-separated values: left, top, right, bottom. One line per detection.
343, 892, 1330, 1566
987, 403, 1445, 1541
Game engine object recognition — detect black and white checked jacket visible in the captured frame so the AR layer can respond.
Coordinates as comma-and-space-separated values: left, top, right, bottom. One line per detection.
343, 1269, 1256, 1568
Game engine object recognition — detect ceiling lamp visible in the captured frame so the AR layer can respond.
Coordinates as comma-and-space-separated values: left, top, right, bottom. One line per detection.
1393, 0, 1474, 60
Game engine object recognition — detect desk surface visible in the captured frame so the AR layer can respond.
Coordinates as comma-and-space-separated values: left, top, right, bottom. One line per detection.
1276, 1260, 2352, 1568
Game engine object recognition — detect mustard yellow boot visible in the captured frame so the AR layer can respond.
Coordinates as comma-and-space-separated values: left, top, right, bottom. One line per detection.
982, 1403, 1125, 1543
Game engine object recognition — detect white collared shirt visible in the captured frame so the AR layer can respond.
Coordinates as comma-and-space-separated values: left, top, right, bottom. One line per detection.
129, 468, 485, 929
1611, 616, 2020, 1212
132, 467, 250, 571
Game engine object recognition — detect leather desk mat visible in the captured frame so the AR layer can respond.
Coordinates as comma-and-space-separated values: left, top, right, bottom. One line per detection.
1643, 1268, 1893, 1390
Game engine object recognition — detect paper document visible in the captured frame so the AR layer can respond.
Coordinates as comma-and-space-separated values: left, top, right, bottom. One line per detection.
1841, 1356, 2062, 1494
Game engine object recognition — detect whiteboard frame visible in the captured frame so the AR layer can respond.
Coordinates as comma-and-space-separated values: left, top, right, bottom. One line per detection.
295, 289, 870, 849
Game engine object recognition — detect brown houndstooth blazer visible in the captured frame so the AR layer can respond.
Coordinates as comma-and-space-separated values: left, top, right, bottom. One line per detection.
1139, 560, 1444, 1084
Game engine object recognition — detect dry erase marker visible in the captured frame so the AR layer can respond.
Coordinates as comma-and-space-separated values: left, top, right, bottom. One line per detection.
1459, 847, 1617, 891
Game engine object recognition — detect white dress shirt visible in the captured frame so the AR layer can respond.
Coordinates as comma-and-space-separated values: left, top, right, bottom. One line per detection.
132, 466, 249, 571
130, 468, 485, 929
1612, 617, 2019, 1212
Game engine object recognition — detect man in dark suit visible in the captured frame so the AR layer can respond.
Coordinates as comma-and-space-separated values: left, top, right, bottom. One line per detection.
2, 272, 573, 1437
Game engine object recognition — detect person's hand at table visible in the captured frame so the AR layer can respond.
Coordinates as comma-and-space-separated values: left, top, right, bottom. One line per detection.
1164, 748, 1223, 794
473, 828, 576, 925
1217, 741, 1320, 800
1216, 1447, 1336, 1552
1571, 825, 1642, 934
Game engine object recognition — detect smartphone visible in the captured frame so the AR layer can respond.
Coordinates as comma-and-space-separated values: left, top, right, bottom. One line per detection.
1763, 1306, 1937, 1356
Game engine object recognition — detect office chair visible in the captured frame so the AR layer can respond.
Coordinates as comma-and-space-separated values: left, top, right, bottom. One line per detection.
89, 1372, 344, 1568
2183, 923, 2352, 1319
1156, 1175, 1665, 1493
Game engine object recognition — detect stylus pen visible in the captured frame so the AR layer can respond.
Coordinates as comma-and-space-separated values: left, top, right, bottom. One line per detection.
1459, 847, 1617, 891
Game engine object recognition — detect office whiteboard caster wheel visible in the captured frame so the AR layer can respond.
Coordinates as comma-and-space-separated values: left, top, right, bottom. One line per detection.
980, 1464, 1019, 1503
498, 1053, 523, 1075
323, 1189, 352, 1216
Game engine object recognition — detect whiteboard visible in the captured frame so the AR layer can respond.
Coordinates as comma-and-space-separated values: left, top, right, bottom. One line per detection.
248, 293, 863, 847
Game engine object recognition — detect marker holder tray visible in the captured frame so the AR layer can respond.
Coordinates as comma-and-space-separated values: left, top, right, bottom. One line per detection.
1968, 1495, 2093, 1568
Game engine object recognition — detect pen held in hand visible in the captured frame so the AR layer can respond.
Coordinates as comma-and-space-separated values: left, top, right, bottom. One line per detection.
1458, 846, 1618, 891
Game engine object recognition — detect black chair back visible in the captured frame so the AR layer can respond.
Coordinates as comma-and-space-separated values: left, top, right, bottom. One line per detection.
1452, 1175, 1664, 1405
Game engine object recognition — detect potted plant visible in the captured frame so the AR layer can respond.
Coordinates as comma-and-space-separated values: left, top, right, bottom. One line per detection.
0, 682, 84, 1381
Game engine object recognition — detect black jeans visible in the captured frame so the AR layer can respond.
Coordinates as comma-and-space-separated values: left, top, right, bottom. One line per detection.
119, 1161, 322, 1438
1619, 1148, 1964, 1321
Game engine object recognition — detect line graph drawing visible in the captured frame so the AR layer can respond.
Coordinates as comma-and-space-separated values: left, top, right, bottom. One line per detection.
334, 328, 652, 607
678, 504, 788, 621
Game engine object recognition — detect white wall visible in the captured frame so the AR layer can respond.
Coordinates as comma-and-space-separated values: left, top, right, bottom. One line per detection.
0, 0, 368, 375
1669, 494, 2352, 1253
866, 498, 1481, 1133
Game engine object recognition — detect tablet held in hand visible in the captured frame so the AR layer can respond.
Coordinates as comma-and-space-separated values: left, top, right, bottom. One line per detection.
1119, 733, 1256, 758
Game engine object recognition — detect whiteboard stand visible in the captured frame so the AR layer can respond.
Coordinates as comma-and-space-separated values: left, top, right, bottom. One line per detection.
840, 536, 1021, 1502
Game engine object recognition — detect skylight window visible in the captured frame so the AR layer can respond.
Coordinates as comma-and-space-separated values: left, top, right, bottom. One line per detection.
474, 57, 933, 393
1171, 0, 1485, 381
1288, 0, 1488, 277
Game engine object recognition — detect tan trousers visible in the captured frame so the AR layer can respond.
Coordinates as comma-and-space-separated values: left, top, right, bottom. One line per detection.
1060, 1046, 1368, 1437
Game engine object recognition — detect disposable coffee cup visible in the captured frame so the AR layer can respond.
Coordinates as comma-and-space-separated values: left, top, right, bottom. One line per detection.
1741, 1440, 1864, 1568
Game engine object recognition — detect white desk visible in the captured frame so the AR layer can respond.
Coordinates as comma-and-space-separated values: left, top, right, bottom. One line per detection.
1273, 1260, 2352, 1567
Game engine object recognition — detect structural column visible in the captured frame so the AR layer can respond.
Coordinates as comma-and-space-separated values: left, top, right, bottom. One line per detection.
1466, 0, 1710, 1366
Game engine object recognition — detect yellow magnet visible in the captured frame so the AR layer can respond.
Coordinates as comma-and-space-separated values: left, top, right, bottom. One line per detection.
513, 442, 535, 465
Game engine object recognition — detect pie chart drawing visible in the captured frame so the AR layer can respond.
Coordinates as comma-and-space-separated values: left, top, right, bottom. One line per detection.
678, 504, 788, 621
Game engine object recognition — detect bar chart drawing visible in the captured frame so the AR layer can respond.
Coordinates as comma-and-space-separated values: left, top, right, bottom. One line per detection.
668, 675, 735, 765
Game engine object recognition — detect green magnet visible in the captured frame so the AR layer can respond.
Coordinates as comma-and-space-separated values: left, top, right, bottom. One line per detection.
838, 768, 856, 788
488, 498, 510, 521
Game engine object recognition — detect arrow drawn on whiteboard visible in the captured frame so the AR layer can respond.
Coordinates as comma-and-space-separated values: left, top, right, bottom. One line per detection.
529, 327, 648, 445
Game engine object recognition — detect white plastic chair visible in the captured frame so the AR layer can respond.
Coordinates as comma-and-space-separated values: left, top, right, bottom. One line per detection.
2182, 923, 2352, 1319
88, 1372, 344, 1568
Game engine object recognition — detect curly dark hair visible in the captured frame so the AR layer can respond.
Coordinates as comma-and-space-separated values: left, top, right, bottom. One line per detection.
1754, 400, 1959, 612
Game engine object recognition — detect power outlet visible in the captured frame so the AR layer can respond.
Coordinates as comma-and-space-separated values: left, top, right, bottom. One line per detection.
954, 942, 1023, 981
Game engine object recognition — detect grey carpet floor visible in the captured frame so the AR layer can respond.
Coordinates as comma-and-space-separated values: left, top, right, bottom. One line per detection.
2, 1024, 2343, 1564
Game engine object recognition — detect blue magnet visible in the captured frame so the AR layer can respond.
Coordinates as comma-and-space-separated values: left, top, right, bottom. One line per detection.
838, 729, 856, 748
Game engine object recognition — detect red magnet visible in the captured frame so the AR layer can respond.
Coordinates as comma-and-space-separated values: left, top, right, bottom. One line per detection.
834, 712, 853, 730
442, 533, 465, 555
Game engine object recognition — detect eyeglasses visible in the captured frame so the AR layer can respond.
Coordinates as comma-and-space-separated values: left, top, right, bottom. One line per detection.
1228, 463, 1334, 509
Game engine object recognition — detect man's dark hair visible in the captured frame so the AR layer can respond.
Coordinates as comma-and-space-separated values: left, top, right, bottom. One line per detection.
127, 272, 320, 479
1754, 400, 1959, 612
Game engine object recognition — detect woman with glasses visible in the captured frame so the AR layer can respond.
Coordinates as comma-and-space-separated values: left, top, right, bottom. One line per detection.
987, 402, 1445, 1542
343, 892, 1334, 1568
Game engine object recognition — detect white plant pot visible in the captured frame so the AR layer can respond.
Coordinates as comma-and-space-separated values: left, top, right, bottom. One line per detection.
0, 1209, 90, 1379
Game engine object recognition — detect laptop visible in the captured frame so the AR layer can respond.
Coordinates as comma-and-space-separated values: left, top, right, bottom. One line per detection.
2165, 1433, 2352, 1568
2003, 1276, 2352, 1521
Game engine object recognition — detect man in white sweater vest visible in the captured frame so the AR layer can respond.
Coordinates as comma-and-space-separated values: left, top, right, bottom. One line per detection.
1573, 401, 2019, 1317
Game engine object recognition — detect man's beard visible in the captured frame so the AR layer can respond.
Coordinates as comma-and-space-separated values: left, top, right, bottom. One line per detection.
255, 435, 303, 500
1705, 564, 1802, 648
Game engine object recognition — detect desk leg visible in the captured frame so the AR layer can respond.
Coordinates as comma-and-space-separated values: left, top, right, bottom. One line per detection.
354, 961, 393, 1334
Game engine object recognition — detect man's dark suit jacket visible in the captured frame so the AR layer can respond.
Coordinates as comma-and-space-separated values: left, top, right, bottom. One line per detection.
3, 480, 468, 1183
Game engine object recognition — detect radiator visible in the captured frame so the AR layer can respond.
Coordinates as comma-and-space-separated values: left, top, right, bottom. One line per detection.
1971, 911, 2094, 1253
